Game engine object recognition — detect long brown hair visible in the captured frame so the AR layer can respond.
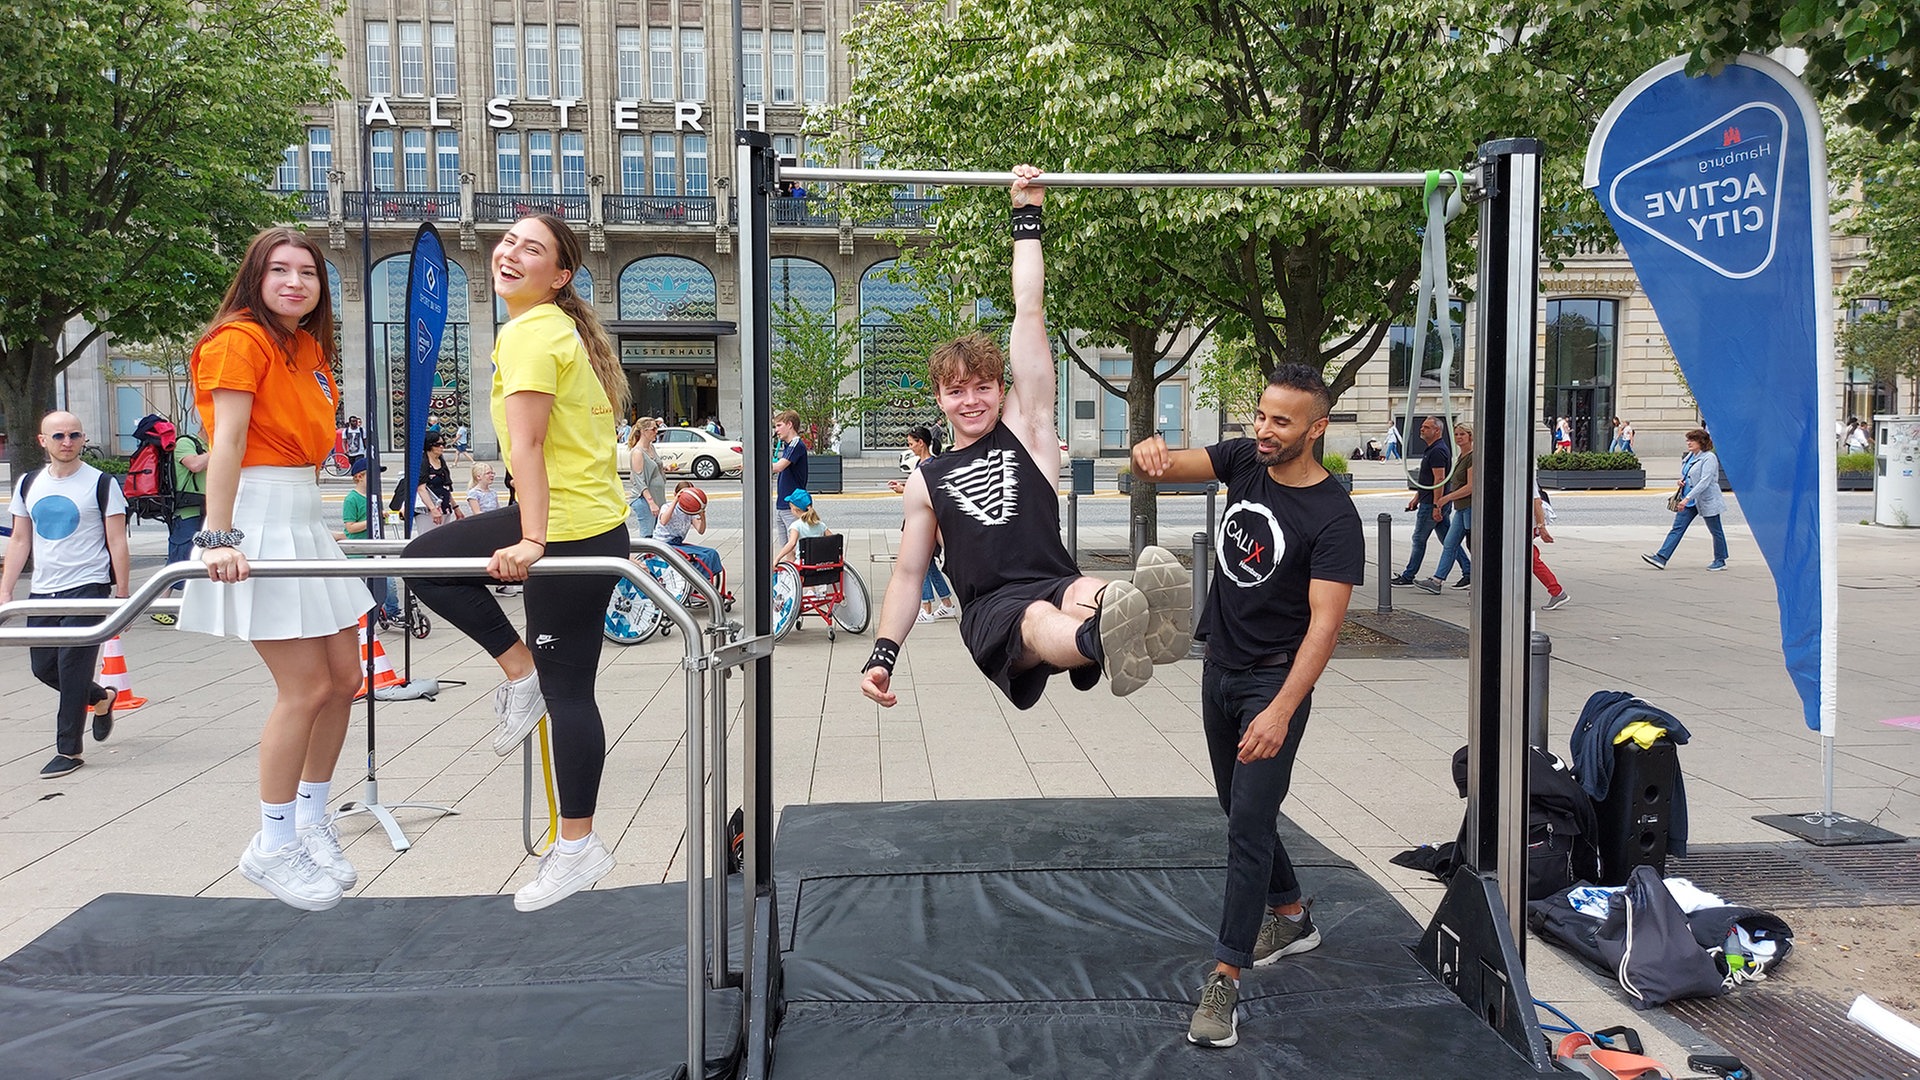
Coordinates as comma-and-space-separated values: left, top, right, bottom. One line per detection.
202, 228, 339, 370
525, 214, 630, 417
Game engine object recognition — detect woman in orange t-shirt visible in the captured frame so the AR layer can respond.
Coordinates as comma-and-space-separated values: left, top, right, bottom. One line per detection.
179, 228, 371, 913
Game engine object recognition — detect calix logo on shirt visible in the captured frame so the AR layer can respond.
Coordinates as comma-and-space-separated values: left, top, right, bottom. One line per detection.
1217, 500, 1284, 588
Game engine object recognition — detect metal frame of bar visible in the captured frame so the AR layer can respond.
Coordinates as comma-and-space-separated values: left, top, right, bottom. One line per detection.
0, 554, 727, 1080
779, 166, 1474, 191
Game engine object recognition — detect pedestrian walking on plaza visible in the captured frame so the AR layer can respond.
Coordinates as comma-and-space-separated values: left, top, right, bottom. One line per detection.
1390, 416, 1451, 586
1130, 363, 1363, 1049
178, 228, 373, 911
771, 409, 809, 545
2, 411, 131, 778
404, 213, 632, 912
888, 424, 956, 620
153, 419, 209, 624
1617, 417, 1634, 455
1642, 428, 1730, 571
1416, 422, 1474, 593
1533, 487, 1570, 610
627, 417, 665, 539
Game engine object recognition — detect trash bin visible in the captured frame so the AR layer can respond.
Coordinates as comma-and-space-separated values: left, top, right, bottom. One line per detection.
1872, 414, 1920, 528
1070, 457, 1094, 496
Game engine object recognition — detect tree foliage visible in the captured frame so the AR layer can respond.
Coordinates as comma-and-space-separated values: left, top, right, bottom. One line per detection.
1588, 0, 1920, 140
771, 298, 894, 451
1832, 123, 1920, 316
0, 0, 340, 471
832, 0, 1682, 435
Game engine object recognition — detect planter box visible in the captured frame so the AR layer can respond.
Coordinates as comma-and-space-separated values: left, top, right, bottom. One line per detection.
1331, 473, 1353, 492
1840, 472, 1872, 492
809, 455, 843, 495
1538, 468, 1647, 491
1116, 474, 1214, 495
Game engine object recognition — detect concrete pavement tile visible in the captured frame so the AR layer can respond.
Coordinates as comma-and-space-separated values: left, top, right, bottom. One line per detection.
1029, 760, 1113, 798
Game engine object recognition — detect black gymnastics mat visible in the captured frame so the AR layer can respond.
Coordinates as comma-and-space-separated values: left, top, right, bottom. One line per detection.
0, 882, 742, 1080
768, 799, 1547, 1079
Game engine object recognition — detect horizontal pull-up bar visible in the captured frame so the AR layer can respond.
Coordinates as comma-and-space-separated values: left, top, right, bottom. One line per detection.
778, 166, 1474, 191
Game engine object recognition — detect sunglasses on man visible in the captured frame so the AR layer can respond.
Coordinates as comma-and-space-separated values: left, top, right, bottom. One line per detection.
45, 431, 84, 441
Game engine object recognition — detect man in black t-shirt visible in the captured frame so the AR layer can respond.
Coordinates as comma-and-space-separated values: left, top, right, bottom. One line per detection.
1390, 415, 1453, 585
1132, 363, 1364, 1049
858, 167, 1191, 711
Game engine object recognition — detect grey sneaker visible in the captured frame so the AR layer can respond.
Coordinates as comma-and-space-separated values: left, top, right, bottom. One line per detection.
1542, 590, 1571, 611
492, 672, 548, 756
1186, 970, 1239, 1047
514, 833, 616, 912
1132, 545, 1193, 665
299, 817, 357, 889
1415, 577, 1443, 594
1641, 553, 1667, 570
1094, 580, 1153, 697
239, 833, 343, 912
1252, 907, 1322, 966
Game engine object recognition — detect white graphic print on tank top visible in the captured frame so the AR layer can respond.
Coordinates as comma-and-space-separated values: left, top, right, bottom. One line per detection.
939, 448, 1021, 527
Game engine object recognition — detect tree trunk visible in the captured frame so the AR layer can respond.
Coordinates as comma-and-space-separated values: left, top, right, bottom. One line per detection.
0, 340, 60, 477
1126, 325, 1161, 550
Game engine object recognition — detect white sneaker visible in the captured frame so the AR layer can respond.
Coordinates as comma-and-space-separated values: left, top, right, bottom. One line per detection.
492, 672, 548, 756
239, 833, 343, 912
299, 817, 357, 889
934, 604, 958, 620
494, 585, 522, 596
915, 610, 939, 624
514, 834, 616, 912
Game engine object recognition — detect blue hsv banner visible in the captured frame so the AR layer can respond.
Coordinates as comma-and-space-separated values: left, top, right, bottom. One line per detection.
1585, 55, 1837, 735
401, 224, 449, 534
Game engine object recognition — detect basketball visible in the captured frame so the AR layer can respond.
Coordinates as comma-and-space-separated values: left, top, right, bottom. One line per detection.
677, 487, 707, 514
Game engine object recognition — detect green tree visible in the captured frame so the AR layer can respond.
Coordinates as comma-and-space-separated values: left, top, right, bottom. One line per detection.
0, 0, 340, 473
771, 298, 899, 452
1832, 123, 1920, 314
1589, 0, 1920, 140
834, 0, 1681, 542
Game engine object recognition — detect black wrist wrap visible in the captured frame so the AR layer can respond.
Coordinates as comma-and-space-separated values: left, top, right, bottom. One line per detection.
866, 637, 901, 675
1010, 203, 1043, 241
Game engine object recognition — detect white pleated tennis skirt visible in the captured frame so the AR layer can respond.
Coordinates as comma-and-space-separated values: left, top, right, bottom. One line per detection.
179, 466, 372, 641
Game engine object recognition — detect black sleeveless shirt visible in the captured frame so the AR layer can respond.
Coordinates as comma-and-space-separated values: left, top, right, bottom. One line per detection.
918, 421, 1078, 608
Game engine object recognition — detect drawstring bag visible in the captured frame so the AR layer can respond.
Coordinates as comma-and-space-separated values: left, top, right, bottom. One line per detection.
1594, 865, 1727, 1009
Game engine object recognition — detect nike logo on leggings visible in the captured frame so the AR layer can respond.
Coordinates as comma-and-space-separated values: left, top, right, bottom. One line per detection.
534, 634, 558, 647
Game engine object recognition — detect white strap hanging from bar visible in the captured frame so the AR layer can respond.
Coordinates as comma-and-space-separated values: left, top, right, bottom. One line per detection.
1402, 171, 1468, 490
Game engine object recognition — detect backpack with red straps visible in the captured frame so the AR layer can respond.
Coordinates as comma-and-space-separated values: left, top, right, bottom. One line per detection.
122, 414, 181, 524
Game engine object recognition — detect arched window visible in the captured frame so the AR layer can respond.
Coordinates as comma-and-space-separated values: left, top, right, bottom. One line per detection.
618, 256, 715, 320
858, 260, 935, 448
1544, 298, 1618, 453
770, 256, 836, 347
494, 265, 593, 324
369, 254, 472, 447
326, 261, 345, 401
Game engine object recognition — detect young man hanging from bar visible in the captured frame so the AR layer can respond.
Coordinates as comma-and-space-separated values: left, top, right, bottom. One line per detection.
859, 166, 1190, 711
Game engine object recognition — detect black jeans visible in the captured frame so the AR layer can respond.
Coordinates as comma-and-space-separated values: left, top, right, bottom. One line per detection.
1202, 661, 1312, 968
30, 582, 112, 758
403, 507, 628, 818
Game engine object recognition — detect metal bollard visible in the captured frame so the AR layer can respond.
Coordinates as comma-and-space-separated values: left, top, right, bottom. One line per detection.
1132, 514, 1150, 559
1204, 481, 1219, 534
1067, 489, 1079, 568
1376, 513, 1394, 614
1528, 630, 1551, 749
1188, 531, 1209, 660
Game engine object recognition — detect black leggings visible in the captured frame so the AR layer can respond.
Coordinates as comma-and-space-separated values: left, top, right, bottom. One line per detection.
403, 507, 628, 818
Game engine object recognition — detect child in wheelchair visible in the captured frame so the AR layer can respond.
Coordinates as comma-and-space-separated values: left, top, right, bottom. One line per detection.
773, 489, 831, 567
656, 482, 727, 604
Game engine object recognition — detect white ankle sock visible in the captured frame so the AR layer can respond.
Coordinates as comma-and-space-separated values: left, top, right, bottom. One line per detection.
1281, 909, 1305, 922
554, 833, 591, 855
261, 800, 298, 850
295, 780, 330, 829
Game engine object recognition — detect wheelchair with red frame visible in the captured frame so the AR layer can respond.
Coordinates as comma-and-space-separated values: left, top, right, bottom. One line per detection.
772, 534, 870, 642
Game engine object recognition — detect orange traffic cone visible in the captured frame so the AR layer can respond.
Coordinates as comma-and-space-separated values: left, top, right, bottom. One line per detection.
355, 616, 405, 700
98, 636, 148, 714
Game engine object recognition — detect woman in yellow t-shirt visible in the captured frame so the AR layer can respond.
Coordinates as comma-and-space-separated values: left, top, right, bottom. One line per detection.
405, 214, 631, 912
180, 227, 373, 913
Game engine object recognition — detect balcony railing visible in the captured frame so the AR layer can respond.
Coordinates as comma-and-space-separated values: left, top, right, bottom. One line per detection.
473, 192, 590, 224
344, 191, 461, 223
287, 189, 329, 220
772, 195, 839, 227
602, 194, 717, 226
859, 196, 940, 229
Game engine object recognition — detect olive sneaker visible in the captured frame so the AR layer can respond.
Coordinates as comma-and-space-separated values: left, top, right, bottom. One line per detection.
1186, 970, 1239, 1047
1132, 545, 1193, 665
1252, 906, 1322, 966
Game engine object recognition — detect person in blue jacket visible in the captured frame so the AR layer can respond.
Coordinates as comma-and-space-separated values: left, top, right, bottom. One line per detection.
1642, 428, 1729, 571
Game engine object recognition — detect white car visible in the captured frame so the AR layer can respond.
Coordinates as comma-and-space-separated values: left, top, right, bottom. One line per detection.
623, 427, 743, 480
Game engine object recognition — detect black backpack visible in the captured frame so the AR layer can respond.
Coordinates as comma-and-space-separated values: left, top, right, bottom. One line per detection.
1396, 746, 1602, 901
